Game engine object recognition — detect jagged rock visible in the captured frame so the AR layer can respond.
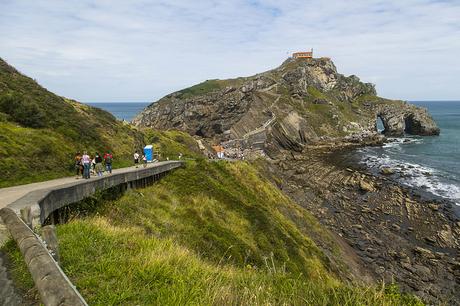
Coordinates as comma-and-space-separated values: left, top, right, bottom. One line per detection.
380, 167, 395, 175
414, 247, 435, 258
359, 180, 375, 192
438, 225, 454, 247
133, 57, 440, 156
376, 103, 440, 136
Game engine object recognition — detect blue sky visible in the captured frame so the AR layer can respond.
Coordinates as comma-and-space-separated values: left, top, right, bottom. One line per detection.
1, 0, 459, 102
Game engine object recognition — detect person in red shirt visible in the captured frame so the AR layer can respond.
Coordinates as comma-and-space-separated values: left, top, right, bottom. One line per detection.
103, 151, 113, 174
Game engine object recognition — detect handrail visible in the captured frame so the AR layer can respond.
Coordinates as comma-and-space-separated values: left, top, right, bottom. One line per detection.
0, 161, 184, 306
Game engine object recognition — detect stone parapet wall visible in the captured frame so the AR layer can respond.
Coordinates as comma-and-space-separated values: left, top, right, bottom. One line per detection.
0, 161, 183, 306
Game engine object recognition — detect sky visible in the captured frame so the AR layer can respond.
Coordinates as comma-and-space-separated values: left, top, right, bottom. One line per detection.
0, 0, 459, 102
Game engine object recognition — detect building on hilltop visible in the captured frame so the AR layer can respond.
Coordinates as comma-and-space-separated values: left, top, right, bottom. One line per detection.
292, 48, 313, 59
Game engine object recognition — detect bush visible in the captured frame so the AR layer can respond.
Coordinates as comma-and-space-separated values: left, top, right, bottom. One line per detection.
0, 93, 46, 128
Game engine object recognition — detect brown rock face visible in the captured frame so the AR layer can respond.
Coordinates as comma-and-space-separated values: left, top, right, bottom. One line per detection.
377, 103, 440, 136
260, 149, 460, 304
133, 57, 440, 154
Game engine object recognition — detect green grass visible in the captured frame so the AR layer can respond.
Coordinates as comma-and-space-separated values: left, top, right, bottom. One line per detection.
0, 58, 145, 187
177, 80, 222, 99
36, 159, 421, 305
174, 77, 247, 99
1, 154, 422, 305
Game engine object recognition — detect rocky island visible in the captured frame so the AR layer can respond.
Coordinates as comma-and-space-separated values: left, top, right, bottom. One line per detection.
133, 57, 439, 158
134, 57, 459, 304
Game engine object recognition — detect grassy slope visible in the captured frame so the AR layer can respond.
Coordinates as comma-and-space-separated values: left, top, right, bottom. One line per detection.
2, 132, 422, 305
56, 160, 421, 305
0, 58, 144, 187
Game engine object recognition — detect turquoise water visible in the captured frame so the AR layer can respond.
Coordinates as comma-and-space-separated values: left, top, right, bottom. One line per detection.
86, 102, 149, 122
357, 101, 460, 205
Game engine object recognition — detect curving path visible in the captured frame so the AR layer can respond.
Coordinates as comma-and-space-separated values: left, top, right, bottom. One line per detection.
0, 165, 165, 245
0, 162, 181, 305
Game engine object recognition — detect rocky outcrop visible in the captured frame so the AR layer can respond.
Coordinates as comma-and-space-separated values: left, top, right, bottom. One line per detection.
134, 57, 440, 155
376, 103, 440, 136
262, 148, 460, 304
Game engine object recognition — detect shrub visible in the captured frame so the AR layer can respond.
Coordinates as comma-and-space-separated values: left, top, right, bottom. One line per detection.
0, 93, 46, 128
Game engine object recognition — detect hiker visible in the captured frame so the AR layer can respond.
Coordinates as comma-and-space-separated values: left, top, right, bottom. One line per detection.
90, 156, 96, 176
104, 151, 113, 174
81, 151, 91, 179
178, 152, 183, 160
74, 152, 82, 178
142, 154, 147, 168
134, 151, 140, 168
95, 152, 103, 177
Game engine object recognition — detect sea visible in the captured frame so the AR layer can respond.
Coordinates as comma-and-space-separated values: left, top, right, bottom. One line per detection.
352, 101, 460, 207
86, 101, 460, 206
87, 102, 150, 122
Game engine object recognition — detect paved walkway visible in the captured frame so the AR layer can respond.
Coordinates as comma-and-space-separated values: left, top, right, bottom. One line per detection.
0, 162, 179, 305
0, 164, 169, 246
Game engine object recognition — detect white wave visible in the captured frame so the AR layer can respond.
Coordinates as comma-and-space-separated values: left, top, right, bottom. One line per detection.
382, 137, 423, 148
358, 151, 460, 206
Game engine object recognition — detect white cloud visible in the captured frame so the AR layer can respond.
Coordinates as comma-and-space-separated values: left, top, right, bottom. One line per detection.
0, 0, 459, 101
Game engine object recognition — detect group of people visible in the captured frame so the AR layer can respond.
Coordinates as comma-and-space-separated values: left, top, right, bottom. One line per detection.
74, 151, 113, 179
133, 150, 149, 168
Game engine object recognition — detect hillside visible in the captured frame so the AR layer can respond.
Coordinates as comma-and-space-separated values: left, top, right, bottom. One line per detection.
133, 57, 439, 157
0, 58, 144, 187
130, 57, 460, 304
3, 132, 422, 305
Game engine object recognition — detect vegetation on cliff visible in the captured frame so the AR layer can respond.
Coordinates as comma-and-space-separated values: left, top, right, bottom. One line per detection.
0, 58, 144, 187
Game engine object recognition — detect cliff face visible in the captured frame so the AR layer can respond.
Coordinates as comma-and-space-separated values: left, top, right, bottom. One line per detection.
133, 57, 439, 155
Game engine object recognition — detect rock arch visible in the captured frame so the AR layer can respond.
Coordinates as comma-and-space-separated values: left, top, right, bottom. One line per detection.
375, 114, 388, 134
375, 104, 440, 136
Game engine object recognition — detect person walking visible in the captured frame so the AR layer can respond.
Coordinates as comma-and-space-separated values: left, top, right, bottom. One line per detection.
142, 154, 147, 168
95, 152, 103, 177
104, 151, 113, 174
81, 151, 91, 179
74, 152, 82, 179
134, 151, 140, 168
91, 156, 96, 175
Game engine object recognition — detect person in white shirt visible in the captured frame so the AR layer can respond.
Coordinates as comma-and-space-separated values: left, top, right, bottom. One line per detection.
81, 151, 91, 179
134, 151, 140, 168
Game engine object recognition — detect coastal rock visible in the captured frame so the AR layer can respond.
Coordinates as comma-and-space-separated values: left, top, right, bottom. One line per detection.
265, 149, 460, 304
133, 57, 440, 156
414, 246, 435, 259
380, 167, 395, 175
376, 103, 440, 136
359, 180, 375, 192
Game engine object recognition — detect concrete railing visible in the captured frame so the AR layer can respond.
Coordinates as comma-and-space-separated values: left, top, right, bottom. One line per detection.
0, 161, 183, 306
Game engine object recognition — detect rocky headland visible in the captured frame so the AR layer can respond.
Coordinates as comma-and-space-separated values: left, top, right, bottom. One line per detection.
133, 56, 459, 303
133, 57, 439, 157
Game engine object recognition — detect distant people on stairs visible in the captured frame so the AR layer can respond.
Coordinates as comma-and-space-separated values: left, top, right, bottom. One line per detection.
104, 151, 113, 174
95, 153, 103, 177
134, 151, 140, 168
81, 151, 91, 179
